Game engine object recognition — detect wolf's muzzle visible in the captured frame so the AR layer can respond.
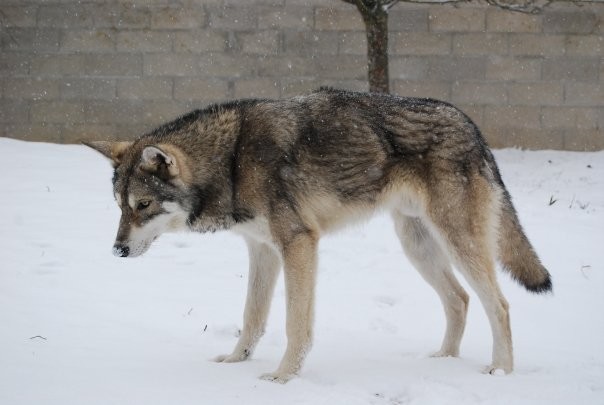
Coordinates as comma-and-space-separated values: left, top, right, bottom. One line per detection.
113, 245, 130, 257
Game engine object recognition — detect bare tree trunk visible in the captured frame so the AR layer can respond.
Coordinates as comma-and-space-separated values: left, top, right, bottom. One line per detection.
345, 0, 393, 93
361, 7, 390, 93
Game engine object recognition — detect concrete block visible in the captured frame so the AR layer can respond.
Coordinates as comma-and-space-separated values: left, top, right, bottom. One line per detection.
565, 35, 604, 56
61, 124, 115, 144
87, 100, 143, 124
315, 55, 366, 79
118, 78, 173, 100
174, 78, 229, 101
4, 28, 60, 52
208, 6, 257, 30
239, 30, 280, 54
144, 54, 199, 76
565, 83, 604, 106
429, 6, 485, 32
234, 78, 280, 98
151, 5, 205, 29
31, 101, 87, 124
3, 77, 59, 100
88, 3, 119, 28
284, 31, 338, 55
389, 8, 429, 32
483, 126, 565, 150
0, 100, 29, 123
62, 30, 115, 52
117, 30, 172, 52
117, 3, 151, 28
60, 79, 116, 100
509, 34, 565, 56
38, 5, 94, 28
86, 54, 142, 76
542, 57, 600, 81
198, 54, 255, 78
541, 106, 576, 129
0, 52, 31, 76
114, 123, 155, 141
484, 106, 541, 129
486, 9, 541, 32
0, 6, 37, 27
486, 57, 541, 81
173, 31, 226, 53
541, 107, 599, 130
32, 54, 88, 76
338, 31, 367, 55
426, 56, 486, 81
258, 6, 313, 29
453, 33, 507, 55
564, 130, 604, 151
452, 82, 507, 105
140, 101, 191, 126
315, 7, 363, 31
390, 32, 451, 55
544, 10, 598, 34
256, 55, 316, 77
3, 123, 63, 143
566, 109, 600, 131
390, 57, 428, 80
507, 82, 563, 106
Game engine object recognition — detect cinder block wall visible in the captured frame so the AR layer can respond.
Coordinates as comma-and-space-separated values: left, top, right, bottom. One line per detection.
1, 0, 602, 150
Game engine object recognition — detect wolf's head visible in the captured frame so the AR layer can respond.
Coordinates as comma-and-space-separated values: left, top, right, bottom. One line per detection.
84, 141, 192, 257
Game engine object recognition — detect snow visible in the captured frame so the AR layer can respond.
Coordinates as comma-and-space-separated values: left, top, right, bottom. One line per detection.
0, 138, 603, 404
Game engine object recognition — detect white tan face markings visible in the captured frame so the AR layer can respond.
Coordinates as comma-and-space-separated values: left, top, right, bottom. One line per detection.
128, 194, 136, 211
114, 201, 190, 257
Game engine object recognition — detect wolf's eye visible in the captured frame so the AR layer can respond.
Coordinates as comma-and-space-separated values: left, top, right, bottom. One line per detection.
137, 200, 151, 210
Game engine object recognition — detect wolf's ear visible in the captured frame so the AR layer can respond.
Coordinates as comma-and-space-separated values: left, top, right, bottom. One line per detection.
139, 145, 180, 179
82, 141, 133, 167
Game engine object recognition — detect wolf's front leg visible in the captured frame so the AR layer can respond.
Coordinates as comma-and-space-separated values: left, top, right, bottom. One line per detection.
260, 232, 317, 383
215, 239, 281, 363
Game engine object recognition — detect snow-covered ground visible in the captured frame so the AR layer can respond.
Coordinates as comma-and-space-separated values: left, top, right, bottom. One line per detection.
0, 137, 602, 404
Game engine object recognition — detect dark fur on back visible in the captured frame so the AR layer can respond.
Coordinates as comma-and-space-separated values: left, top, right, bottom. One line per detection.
120, 88, 490, 219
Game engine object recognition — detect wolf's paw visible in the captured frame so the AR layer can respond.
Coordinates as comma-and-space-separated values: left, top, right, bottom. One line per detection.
214, 350, 249, 363
430, 349, 459, 358
482, 365, 511, 376
259, 371, 295, 384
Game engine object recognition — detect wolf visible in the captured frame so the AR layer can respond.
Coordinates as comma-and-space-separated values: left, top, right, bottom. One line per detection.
84, 87, 551, 383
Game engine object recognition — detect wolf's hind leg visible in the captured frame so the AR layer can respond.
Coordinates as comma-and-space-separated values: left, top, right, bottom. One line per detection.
215, 238, 281, 363
427, 179, 513, 374
392, 212, 469, 357
442, 236, 512, 373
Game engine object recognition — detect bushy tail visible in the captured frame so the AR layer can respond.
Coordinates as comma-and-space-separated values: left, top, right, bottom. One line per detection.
498, 197, 552, 294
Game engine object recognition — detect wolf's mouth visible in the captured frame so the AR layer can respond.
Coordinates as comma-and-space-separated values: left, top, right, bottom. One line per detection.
126, 236, 158, 258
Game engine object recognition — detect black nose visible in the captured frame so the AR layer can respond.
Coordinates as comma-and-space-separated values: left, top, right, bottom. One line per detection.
113, 245, 129, 257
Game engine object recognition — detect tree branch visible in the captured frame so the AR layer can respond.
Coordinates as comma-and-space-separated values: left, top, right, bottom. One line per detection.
342, 0, 602, 15
383, 0, 401, 11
